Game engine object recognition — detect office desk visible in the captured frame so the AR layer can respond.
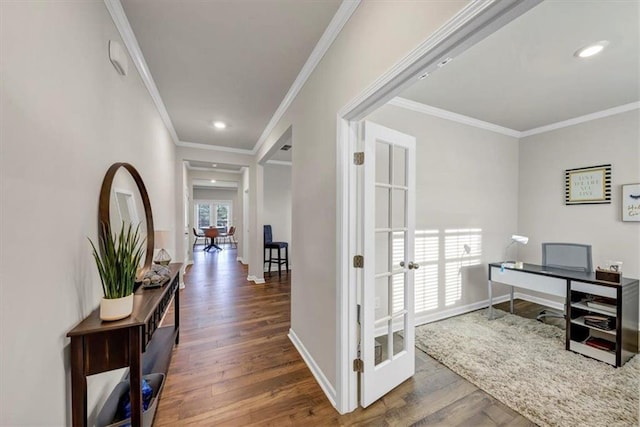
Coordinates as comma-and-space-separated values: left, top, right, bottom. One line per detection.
488, 262, 638, 366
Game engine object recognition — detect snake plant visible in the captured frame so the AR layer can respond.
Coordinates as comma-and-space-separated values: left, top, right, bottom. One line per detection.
89, 222, 145, 299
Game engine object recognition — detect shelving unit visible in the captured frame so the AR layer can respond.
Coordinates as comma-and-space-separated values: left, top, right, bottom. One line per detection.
67, 263, 182, 427
567, 278, 638, 367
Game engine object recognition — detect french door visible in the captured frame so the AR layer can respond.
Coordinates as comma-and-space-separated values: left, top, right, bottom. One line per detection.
360, 121, 416, 407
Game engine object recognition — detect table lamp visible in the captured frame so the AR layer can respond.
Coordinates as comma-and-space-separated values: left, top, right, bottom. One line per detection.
153, 230, 171, 265
505, 234, 528, 268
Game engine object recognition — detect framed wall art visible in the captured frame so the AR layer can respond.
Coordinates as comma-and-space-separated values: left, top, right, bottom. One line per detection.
565, 164, 611, 205
622, 183, 640, 221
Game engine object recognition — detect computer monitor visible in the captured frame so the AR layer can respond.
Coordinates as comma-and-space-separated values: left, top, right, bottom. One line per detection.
542, 242, 592, 273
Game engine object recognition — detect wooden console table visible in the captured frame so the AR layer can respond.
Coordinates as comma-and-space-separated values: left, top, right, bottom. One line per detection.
67, 263, 182, 427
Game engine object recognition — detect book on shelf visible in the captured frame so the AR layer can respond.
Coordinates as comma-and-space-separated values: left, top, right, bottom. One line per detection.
585, 337, 615, 352
585, 298, 616, 314
583, 315, 615, 331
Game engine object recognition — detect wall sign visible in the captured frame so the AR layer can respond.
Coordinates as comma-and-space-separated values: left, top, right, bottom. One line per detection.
565, 164, 611, 205
622, 183, 640, 221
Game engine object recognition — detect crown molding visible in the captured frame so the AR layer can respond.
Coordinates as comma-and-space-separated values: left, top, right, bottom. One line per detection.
252, 0, 361, 155
187, 165, 243, 174
520, 102, 640, 138
176, 140, 256, 155
389, 97, 640, 139
104, 0, 180, 145
266, 160, 293, 166
389, 97, 521, 138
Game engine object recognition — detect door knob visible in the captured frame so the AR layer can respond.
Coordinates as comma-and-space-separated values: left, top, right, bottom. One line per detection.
400, 261, 420, 270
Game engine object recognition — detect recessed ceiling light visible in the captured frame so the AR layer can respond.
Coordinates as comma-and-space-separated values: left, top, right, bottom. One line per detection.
212, 163, 217, 167
574, 41, 609, 58
437, 57, 453, 68
212, 121, 226, 129
210, 179, 216, 183
419, 72, 430, 80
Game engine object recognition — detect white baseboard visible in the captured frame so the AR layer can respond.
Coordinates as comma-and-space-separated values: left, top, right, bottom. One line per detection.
236, 257, 245, 264
414, 294, 511, 327
288, 328, 337, 408
246, 275, 266, 284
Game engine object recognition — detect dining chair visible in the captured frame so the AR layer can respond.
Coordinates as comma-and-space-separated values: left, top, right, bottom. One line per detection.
192, 228, 207, 250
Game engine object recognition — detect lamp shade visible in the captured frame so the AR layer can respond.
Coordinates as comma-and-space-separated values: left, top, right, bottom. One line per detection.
511, 235, 529, 245
154, 230, 170, 249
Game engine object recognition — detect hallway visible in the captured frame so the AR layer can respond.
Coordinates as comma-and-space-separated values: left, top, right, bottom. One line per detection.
155, 247, 532, 426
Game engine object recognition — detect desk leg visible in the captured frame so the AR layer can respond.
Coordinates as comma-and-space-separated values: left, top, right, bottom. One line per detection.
488, 279, 494, 320
129, 327, 142, 427
510, 286, 514, 314
70, 337, 87, 427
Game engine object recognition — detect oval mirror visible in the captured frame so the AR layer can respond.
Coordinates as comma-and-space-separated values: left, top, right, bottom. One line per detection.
98, 163, 155, 275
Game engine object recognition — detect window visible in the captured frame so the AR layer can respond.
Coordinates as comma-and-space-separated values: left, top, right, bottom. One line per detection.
392, 228, 483, 315
194, 200, 232, 230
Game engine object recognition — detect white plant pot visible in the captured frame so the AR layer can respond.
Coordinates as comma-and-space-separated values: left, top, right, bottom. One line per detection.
100, 294, 134, 321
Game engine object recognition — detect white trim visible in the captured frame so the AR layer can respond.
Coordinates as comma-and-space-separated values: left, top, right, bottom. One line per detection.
415, 294, 511, 326
236, 257, 245, 264
253, 0, 360, 155
335, 0, 543, 414
247, 275, 266, 284
187, 165, 243, 174
177, 140, 256, 155
265, 160, 293, 166
389, 97, 521, 138
104, 0, 180, 145
288, 328, 337, 408
520, 102, 640, 138
388, 98, 640, 140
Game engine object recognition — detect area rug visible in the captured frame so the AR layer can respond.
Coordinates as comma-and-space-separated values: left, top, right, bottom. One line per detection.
414, 309, 639, 427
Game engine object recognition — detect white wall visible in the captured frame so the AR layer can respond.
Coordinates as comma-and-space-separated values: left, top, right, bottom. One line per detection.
0, 3, 176, 425
263, 164, 293, 269
518, 110, 640, 293
256, 1, 471, 391
367, 104, 519, 317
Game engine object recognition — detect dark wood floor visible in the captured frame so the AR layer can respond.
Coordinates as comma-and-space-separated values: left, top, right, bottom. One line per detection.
155, 246, 539, 426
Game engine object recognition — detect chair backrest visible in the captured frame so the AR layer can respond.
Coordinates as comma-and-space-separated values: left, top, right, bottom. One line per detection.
204, 228, 218, 238
264, 225, 273, 244
193, 227, 201, 236
542, 242, 592, 273
228, 226, 235, 236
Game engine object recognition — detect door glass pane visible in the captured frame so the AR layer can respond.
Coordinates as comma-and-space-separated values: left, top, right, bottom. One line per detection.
392, 314, 406, 357
375, 187, 389, 229
375, 141, 390, 184
374, 335, 387, 366
375, 276, 389, 322
392, 189, 406, 229
216, 204, 229, 228
393, 145, 406, 187
375, 232, 390, 274
392, 232, 405, 271
391, 272, 405, 315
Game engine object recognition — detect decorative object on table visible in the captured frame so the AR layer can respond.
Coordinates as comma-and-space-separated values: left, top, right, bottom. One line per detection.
89, 222, 145, 321
153, 230, 171, 265
503, 234, 528, 268
565, 164, 611, 205
415, 309, 639, 427
140, 263, 172, 288
622, 183, 640, 221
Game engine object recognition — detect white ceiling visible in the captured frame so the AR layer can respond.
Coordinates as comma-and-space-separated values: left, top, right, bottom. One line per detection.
400, 0, 640, 132
187, 160, 243, 173
121, 0, 341, 150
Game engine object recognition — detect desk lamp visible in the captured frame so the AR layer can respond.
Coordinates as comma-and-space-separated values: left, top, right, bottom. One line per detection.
153, 230, 171, 265
505, 234, 528, 268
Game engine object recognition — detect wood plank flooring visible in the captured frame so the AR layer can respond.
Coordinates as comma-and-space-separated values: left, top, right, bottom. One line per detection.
155, 246, 538, 426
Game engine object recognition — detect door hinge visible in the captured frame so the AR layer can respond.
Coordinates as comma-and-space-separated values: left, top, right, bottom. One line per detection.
353, 358, 364, 373
353, 255, 364, 268
353, 152, 364, 165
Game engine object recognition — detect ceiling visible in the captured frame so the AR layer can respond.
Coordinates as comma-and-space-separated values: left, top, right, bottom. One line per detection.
187, 160, 243, 173
121, 0, 341, 150
400, 1, 639, 132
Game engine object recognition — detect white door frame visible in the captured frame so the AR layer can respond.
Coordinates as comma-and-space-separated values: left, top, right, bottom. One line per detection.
334, 0, 542, 413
